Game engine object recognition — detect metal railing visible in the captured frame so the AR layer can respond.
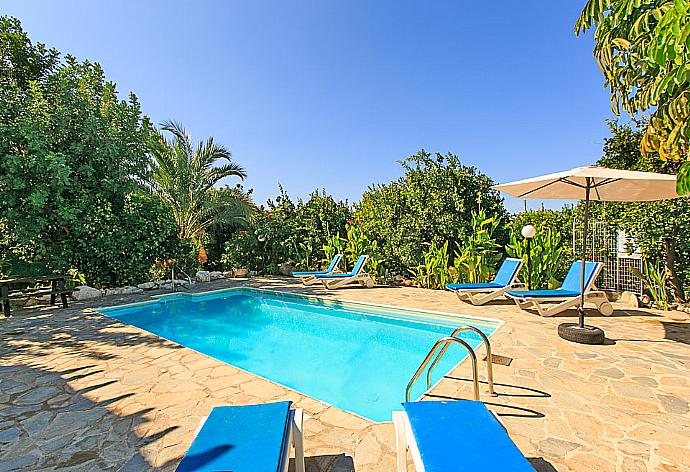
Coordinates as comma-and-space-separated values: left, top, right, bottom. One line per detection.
170, 264, 193, 292
425, 325, 495, 396
405, 335, 479, 402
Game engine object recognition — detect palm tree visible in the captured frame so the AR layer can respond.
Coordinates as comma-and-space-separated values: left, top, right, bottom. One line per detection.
149, 120, 255, 242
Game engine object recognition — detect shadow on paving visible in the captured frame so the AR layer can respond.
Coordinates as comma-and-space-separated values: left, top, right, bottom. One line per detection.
662, 321, 690, 345
0, 364, 181, 471
0, 309, 182, 362
289, 454, 355, 472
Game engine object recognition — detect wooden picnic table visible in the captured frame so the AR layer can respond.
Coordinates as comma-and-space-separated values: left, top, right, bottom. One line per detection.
0, 275, 70, 317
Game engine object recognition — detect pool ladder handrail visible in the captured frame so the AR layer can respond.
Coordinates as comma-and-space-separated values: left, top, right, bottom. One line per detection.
405, 325, 495, 402
170, 264, 193, 292
426, 326, 495, 396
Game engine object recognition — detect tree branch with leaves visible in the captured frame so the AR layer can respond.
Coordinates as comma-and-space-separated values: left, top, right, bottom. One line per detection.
576, 0, 690, 193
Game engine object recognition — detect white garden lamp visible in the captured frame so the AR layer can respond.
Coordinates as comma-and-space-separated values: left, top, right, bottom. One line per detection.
494, 166, 680, 344
521, 225, 536, 290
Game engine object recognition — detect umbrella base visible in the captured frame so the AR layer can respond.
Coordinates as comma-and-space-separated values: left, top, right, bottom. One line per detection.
558, 323, 605, 345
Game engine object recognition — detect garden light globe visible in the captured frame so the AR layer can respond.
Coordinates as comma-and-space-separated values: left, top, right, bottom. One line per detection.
521, 225, 536, 239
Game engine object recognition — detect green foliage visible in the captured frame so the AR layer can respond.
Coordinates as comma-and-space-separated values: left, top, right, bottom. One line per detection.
0, 16, 181, 286
591, 120, 690, 300
63, 192, 181, 287
632, 261, 670, 310
452, 210, 503, 283
322, 234, 346, 265
412, 241, 451, 289
221, 229, 260, 271
575, 1, 690, 192
149, 120, 254, 242
222, 188, 352, 273
506, 226, 565, 290
343, 220, 385, 281
356, 150, 508, 274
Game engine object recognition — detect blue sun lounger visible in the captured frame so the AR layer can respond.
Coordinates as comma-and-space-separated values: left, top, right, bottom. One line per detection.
444, 257, 525, 305
291, 254, 342, 285
315, 255, 374, 289
393, 400, 534, 471
505, 260, 613, 317
177, 401, 304, 472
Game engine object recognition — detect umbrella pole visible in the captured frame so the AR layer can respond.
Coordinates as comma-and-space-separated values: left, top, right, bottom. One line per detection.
579, 179, 590, 329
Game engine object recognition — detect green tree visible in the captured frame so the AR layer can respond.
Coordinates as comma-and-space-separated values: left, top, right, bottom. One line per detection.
575, 1, 690, 193
356, 150, 508, 274
1, 16, 176, 285
148, 120, 255, 243
590, 120, 690, 301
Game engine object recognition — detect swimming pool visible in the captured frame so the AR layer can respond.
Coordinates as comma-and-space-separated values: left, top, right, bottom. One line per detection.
98, 288, 501, 422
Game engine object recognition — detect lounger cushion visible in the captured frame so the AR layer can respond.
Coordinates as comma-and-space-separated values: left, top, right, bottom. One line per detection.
292, 270, 329, 276
292, 254, 342, 276
561, 261, 600, 292
177, 401, 292, 472
402, 400, 533, 471
445, 282, 503, 290
493, 258, 523, 286
315, 272, 356, 279
506, 289, 580, 298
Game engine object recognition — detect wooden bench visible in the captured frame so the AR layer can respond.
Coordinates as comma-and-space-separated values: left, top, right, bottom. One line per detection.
0, 275, 71, 317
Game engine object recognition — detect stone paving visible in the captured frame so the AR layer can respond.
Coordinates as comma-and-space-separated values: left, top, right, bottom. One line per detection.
0, 277, 688, 471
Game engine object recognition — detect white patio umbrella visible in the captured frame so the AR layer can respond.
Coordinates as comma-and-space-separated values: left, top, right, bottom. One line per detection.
493, 165, 680, 343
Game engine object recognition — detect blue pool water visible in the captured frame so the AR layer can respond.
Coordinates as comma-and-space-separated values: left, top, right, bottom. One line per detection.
99, 289, 500, 422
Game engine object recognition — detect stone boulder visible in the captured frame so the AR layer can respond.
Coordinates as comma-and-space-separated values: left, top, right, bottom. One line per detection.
209, 271, 224, 280
72, 286, 102, 301
195, 271, 211, 282
121, 286, 144, 295
620, 291, 640, 308
103, 288, 124, 297
278, 263, 296, 276
137, 282, 157, 290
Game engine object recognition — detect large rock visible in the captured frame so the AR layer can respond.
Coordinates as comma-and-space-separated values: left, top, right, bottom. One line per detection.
72, 286, 102, 301
195, 270, 211, 282
103, 288, 124, 297
121, 286, 144, 295
209, 271, 224, 280
278, 263, 296, 276
137, 282, 157, 290
620, 291, 640, 308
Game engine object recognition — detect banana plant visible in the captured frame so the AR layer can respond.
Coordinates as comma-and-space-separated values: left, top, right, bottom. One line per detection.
632, 261, 670, 311
412, 241, 450, 289
322, 234, 345, 267
506, 225, 564, 290
453, 210, 502, 283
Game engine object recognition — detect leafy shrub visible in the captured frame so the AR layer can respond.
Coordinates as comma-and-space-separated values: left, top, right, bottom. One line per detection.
356, 150, 508, 275
632, 261, 670, 310
506, 225, 565, 290
412, 241, 451, 289
453, 210, 503, 283
222, 188, 352, 273
62, 193, 181, 287
343, 220, 385, 281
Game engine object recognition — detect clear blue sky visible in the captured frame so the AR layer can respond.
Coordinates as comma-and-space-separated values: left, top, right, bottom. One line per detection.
3, 1, 618, 212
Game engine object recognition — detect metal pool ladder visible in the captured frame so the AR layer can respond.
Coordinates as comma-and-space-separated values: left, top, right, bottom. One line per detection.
405, 325, 495, 402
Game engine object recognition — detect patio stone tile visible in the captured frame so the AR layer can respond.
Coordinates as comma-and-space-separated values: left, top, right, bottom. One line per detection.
1, 276, 688, 471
